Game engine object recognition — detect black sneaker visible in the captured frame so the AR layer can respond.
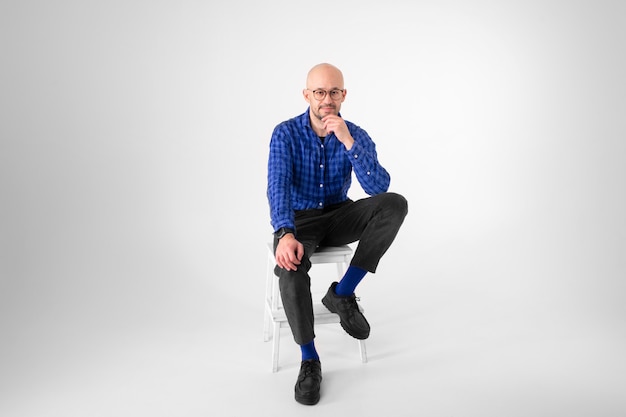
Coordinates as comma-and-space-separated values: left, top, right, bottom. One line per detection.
322, 282, 370, 340
294, 359, 322, 405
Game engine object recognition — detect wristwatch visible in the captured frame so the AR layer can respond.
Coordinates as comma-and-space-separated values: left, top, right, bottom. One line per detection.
274, 227, 295, 239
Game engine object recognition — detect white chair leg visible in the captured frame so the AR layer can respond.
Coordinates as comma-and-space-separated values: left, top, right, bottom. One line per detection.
264, 249, 274, 342
263, 306, 271, 342
358, 340, 368, 363
336, 259, 347, 277
272, 322, 280, 372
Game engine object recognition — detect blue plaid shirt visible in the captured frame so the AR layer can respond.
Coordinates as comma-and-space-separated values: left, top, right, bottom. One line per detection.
267, 109, 391, 231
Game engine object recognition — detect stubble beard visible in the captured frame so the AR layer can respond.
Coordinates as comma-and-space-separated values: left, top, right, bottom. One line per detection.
315, 104, 337, 120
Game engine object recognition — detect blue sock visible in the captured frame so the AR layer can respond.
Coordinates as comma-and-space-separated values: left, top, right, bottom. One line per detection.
301, 340, 319, 361
335, 266, 367, 297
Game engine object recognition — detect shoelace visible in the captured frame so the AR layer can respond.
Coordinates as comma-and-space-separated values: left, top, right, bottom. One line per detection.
339, 295, 361, 313
300, 361, 320, 379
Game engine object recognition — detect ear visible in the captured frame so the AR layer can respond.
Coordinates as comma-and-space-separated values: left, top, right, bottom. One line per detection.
341, 88, 347, 102
302, 89, 311, 103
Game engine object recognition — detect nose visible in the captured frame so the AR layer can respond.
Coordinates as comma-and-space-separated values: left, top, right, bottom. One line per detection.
322, 93, 334, 104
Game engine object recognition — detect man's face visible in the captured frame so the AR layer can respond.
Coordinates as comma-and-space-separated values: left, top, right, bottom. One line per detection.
303, 67, 346, 120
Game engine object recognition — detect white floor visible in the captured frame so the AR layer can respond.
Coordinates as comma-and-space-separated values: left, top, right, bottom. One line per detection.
2, 268, 625, 417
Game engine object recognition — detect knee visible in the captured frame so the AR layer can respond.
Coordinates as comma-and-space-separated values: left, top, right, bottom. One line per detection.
277, 265, 311, 301
382, 192, 408, 218
274, 256, 311, 281
274, 257, 312, 280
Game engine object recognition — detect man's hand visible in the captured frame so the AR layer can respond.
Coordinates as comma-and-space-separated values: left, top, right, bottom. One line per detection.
275, 234, 304, 271
322, 115, 354, 150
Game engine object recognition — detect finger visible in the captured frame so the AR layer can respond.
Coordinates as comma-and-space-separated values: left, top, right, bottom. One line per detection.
277, 251, 300, 271
296, 244, 304, 261
287, 250, 301, 266
276, 251, 289, 269
277, 255, 295, 271
284, 258, 298, 271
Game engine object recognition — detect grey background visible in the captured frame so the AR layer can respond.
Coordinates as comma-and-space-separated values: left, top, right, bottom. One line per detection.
1, 0, 625, 415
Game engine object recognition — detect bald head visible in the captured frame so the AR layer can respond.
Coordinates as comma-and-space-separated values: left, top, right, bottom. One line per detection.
306, 63, 344, 90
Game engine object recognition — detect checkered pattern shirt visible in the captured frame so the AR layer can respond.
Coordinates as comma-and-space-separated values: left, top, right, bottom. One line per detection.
267, 109, 391, 231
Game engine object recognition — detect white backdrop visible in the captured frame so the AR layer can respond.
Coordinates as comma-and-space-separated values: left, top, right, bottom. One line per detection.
1, 0, 625, 415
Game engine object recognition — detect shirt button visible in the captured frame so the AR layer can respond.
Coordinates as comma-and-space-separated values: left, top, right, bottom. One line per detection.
320, 164, 324, 168
367, 171, 371, 175
354, 154, 359, 158
318, 202, 323, 207
320, 183, 323, 188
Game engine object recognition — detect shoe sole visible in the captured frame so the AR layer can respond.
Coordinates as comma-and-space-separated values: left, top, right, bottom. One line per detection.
295, 391, 320, 405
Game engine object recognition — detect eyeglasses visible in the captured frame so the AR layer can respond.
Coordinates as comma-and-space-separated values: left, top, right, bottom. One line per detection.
307, 89, 345, 101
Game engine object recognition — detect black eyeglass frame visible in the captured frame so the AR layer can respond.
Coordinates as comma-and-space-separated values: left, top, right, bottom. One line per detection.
307, 89, 345, 101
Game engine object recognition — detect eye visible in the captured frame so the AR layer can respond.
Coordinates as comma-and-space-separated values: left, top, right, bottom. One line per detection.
330, 90, 342, 98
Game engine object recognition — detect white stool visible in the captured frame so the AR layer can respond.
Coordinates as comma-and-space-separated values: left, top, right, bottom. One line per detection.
264, 243, 368, 372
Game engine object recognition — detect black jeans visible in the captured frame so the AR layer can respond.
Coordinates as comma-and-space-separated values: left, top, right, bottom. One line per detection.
273, 192, 408, 345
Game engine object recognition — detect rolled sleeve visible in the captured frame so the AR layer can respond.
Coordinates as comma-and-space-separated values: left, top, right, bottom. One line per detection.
346, 129, 391, 195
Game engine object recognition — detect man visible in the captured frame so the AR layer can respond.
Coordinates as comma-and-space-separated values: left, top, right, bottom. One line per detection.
267, 63, 408, 405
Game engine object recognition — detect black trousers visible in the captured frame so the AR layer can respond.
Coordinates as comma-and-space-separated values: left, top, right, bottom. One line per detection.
273, 192, 408, 345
